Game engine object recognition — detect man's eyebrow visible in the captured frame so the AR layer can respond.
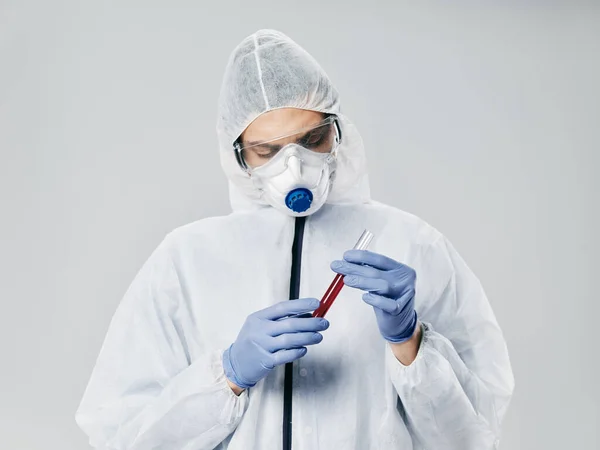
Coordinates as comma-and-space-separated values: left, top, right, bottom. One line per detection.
245, 127, 324, 148
245, 141, 281, 150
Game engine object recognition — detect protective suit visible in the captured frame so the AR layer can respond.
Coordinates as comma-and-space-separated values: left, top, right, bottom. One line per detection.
76, 29, 514, 449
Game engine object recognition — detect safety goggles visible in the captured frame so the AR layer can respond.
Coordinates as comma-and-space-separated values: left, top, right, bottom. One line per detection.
234, 115, 342, 171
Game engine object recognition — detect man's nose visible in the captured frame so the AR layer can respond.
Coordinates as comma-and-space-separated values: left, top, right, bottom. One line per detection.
286, 154, 303, 179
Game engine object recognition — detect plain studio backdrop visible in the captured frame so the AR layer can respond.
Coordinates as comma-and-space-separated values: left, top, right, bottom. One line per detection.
0, 1, 598, 449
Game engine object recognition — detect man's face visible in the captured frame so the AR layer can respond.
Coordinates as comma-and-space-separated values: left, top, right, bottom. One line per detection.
239, 108, 332, 169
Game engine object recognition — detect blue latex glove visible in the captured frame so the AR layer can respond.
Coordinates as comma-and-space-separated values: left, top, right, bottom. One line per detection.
223, 298, 329, 389
331, 250, 418, 343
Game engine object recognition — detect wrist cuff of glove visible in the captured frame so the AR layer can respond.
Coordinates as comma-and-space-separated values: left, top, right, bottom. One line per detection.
222, 344, 255, 389
384, 310, 418, 343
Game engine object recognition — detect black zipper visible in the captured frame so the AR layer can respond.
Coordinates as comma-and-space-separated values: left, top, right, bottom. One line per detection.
283, 216, 306, 450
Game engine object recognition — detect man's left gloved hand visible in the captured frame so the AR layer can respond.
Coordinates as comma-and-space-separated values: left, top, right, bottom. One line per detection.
331, 250, 418, 343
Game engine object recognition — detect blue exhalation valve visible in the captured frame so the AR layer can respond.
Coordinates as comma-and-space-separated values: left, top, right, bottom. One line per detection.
285, 188, 313, 213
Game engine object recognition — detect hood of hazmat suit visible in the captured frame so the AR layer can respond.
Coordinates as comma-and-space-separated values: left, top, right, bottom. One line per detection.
76, 29, 514, 450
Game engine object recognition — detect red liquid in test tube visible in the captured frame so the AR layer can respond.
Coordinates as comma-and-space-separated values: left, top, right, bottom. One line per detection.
312, 229, 374, 318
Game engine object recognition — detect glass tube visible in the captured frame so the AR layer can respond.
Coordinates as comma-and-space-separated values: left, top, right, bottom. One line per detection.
312, 229, 374, 318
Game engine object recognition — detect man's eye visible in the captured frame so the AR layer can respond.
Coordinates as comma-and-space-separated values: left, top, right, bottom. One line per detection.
255, 148, 279, 159
300, 130, 327, 148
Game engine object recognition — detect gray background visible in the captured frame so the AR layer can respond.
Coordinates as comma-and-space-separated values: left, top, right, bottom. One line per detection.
1, 1, 598, 449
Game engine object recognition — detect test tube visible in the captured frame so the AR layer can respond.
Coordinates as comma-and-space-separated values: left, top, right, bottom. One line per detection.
312, 229, 374, 318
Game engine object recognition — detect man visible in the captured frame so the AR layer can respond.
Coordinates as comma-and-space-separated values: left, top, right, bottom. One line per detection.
76, 29, 514, 449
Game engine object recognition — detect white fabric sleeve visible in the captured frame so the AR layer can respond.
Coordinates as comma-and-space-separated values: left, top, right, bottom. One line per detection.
386, 236, 514, 450
75, 237, 249, 450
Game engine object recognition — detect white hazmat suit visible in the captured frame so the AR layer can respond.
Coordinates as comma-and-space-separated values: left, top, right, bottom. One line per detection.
76, 29, 514, 450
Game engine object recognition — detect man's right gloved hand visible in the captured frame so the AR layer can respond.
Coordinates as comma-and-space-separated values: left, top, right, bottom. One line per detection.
222, 298, 329, 390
